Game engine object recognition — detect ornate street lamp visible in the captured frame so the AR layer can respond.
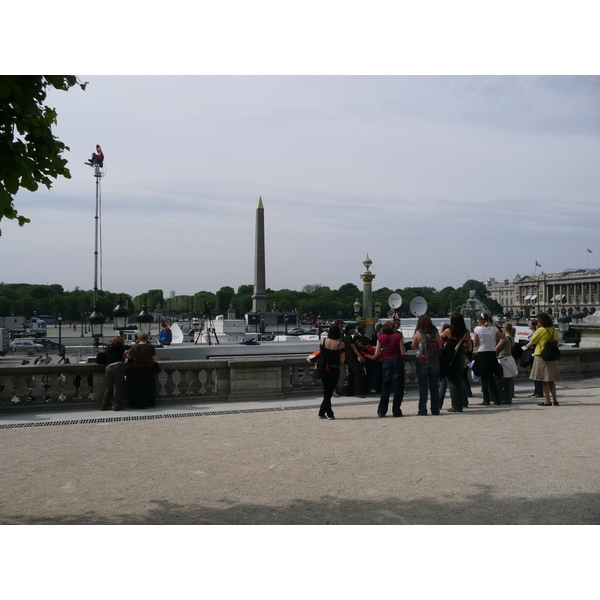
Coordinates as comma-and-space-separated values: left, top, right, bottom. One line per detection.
571, 306, 584, 325
88, 304, 106, 349
374, 300, 381, 318
557, 308, 571, 343
353, 299, 361, 319
571, 305, 584, 347
136, 303, 154, 335
112, 296, 129, 334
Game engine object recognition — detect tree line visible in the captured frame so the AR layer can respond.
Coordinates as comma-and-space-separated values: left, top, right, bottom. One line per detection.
0, 279, 503, 323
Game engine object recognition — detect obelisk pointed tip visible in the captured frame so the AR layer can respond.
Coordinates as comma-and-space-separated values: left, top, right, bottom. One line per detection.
257, 196, 264, 209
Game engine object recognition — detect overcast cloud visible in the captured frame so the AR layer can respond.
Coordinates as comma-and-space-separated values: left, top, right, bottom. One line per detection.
2, 75, 599, 299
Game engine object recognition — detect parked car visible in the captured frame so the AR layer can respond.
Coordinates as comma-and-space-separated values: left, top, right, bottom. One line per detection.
9, 339, 43, 354
35, 338, 61, 350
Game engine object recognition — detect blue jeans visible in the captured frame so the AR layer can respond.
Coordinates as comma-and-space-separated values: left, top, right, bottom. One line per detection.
438, 377, 447, 408
415, 360, 440, 415
378, 358, 404, 416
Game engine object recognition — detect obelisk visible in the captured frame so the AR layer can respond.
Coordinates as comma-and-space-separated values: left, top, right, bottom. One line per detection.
251, 196, 268, 313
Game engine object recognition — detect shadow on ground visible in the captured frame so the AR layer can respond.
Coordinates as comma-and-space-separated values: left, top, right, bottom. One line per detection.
2, 485, 599, 525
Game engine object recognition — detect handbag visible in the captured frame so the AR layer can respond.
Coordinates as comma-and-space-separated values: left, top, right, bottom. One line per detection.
499, 355, 519, 378
307, 349, 321, 364
520, 347, 534, 368
314, 352, 329, 379
541, 328, 561, 361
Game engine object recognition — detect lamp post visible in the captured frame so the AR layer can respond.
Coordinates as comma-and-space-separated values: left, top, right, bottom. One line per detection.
260, 313, 265, 339
359, 255, 376, 335
154, 303, 163, 336
57, 313, 63, 353
136, 303, 154, 336
112, 296, 129, 335
88, 304, 106, 350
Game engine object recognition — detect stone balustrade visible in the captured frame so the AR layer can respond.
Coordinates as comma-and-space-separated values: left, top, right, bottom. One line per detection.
1, 347, 599, 411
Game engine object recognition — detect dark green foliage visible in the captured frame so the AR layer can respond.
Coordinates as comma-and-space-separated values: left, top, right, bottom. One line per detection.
1, 279, 504, 324
0, 283, 131, 321
0, 76, 87, 234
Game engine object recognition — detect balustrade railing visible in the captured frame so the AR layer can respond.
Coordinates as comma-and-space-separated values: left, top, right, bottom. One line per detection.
1, 347, 599, 412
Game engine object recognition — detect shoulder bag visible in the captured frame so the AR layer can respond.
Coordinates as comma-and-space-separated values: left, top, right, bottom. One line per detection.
541, 327, 561, 361
439, 333, 466, 378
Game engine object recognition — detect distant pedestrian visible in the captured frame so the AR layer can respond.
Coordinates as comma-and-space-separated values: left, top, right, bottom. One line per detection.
58, 347, 67, 364
158, 321, 173, 346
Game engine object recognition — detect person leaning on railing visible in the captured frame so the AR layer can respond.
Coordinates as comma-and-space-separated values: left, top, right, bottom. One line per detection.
101, 336, 127, 411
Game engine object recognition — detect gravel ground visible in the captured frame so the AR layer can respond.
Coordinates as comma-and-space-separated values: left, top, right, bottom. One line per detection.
1, 384, 599, 525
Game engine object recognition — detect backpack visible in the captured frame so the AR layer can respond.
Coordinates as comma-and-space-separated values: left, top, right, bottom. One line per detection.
541, 328, 561, 361
418, 331, 441, 365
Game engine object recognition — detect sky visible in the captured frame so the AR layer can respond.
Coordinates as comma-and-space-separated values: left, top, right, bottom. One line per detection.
2, 9, 599, 307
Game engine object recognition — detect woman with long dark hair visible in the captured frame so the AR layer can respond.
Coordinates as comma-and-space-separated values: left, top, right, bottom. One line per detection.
411, 314, 441, 415
440, 312, 473, 412
317, 325, 346, 420
474, 312, 506, 406
375, 320, 406, 417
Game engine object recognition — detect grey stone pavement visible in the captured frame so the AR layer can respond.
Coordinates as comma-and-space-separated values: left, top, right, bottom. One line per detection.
1, 376, 599, 525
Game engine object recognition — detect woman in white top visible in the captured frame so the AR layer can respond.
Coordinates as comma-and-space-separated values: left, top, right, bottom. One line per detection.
473, 312, 506, 406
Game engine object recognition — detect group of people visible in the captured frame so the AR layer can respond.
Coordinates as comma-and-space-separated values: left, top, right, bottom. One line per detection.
317, 311, 561, 420
101, 331, 158, 411
33, 353, 52, 365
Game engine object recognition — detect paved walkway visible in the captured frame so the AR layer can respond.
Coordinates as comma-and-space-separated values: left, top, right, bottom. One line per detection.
1, 378, 599, 524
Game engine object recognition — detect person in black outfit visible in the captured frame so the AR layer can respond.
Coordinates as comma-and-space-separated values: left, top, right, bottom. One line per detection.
343, 323, 366, 397
101, 336, 128, 411
127, 332, 157, 409
318, 325, 346, 420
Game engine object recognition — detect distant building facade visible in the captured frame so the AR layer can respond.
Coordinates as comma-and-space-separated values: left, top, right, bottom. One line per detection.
481, 269, 600, 319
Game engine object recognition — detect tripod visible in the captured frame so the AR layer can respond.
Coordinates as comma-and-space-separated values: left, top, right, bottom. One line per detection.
193, 312, 220, 345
